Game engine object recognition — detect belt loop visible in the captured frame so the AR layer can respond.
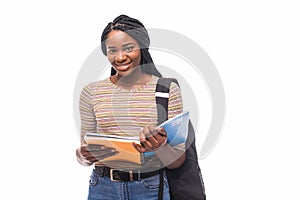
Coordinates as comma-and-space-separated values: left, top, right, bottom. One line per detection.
94, 166, 104, 177
138, 169, 141, 180
129, 170, 133, 181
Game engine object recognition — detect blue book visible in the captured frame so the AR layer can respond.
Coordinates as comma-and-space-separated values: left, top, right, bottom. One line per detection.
158, 111, 189, 146
144, 111, 189, 157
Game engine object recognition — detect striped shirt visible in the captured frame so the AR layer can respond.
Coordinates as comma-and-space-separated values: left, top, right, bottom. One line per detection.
79, 75, 183, 170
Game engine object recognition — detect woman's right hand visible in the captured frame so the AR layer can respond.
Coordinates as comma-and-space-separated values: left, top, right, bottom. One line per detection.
76, 144, 118, 166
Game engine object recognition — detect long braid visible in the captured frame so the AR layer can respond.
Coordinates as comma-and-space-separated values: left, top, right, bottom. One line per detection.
101, 15, 162, 77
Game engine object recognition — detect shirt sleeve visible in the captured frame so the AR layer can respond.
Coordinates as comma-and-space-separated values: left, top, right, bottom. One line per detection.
168, 82, 183, 119
167, 82, 185, 152
79, 83, 97, 144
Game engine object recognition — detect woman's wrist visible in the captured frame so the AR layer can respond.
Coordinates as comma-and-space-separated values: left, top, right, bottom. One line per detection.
154, 143, 186, 169
159, 138, 167, 149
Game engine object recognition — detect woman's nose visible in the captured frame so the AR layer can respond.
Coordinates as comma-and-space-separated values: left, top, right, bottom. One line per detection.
115, 51, 127, 62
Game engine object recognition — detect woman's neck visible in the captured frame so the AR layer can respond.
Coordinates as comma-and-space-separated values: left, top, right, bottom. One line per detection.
110, 69, 152, 89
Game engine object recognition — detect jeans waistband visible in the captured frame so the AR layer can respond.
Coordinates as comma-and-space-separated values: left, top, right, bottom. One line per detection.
94, 166, 161, 182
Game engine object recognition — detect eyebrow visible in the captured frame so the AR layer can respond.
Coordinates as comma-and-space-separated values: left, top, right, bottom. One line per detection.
107, 43, 135, 49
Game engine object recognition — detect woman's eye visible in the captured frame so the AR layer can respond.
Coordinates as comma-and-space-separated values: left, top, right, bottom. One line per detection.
108, 49, 116, 54
124, 47, 133, 52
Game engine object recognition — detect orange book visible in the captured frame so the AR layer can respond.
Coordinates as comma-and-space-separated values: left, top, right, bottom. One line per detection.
84, 133, 143, 165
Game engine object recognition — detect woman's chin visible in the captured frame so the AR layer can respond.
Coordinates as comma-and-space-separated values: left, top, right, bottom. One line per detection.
116, 69, 134, 77
116, 66, 141, 78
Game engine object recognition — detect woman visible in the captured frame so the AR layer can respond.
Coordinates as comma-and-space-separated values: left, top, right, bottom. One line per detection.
76, 15, 185, 200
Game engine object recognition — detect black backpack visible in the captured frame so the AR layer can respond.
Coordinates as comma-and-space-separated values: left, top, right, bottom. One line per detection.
156, 77, 206, 200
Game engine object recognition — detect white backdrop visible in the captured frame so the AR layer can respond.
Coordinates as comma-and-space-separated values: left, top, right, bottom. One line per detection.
0, 0, 299, 199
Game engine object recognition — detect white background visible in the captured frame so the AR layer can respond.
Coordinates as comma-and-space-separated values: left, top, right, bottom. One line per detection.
0, 0, 299, 199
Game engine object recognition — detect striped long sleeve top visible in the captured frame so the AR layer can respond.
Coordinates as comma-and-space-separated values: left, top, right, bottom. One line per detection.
79, 75, 183, 170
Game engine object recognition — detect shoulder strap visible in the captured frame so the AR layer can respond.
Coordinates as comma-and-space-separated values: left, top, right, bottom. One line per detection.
155, 77, 179, 200
155, 77, 179, 124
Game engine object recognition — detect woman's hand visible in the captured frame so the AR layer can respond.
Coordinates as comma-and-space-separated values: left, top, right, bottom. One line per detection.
76, 144, 118, 166
133, 126, 186, 169
133, 126, 167, 153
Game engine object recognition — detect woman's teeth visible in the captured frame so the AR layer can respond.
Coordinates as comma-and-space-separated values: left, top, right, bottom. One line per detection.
116, 64, 130, 71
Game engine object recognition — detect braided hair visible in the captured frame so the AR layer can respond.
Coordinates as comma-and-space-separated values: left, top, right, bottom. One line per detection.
101, 15, 162, 77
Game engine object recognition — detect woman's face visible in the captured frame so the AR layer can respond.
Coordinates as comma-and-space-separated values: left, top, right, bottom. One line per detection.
105, 30, 141, 77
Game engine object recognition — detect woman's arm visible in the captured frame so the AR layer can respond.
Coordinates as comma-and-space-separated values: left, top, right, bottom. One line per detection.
76, 83, 97, 166
161, 81, 186, 169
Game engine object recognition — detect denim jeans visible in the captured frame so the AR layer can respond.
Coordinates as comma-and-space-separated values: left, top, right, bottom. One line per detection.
88, 168, 170, 200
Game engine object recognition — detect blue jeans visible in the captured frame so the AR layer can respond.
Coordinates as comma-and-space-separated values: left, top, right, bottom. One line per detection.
88, 169, 170, 200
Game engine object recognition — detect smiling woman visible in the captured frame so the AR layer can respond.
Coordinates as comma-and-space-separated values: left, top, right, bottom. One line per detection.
75, 14, 203, 200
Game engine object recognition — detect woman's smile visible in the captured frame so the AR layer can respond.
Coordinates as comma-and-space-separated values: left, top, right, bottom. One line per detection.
113, 62, 132, 72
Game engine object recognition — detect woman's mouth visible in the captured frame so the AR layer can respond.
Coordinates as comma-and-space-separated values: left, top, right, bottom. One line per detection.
114, 63, 132, 71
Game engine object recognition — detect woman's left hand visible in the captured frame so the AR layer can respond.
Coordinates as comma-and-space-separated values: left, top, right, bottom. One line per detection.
133, 126, 167, 153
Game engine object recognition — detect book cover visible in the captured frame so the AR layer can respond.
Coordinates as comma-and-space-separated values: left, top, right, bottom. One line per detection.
158, 111, 189, 146
84, 111, 189, 165
144, 111, 189, 157
84, 133, 142, 165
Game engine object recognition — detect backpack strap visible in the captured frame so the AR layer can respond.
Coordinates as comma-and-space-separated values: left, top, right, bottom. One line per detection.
155, 78, 179, 124
155, 77, 179, 200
